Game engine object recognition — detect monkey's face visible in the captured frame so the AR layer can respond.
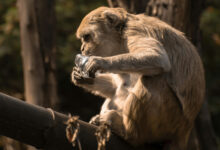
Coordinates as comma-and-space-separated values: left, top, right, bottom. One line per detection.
76, 7, 127, 57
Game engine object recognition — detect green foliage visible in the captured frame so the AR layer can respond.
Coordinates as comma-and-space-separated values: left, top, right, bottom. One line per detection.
0, 0, 23, 95
200, 0, 220, 140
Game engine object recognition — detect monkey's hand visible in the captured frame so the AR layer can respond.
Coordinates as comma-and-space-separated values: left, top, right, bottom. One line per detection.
71, 66, 94, 85
83, 56, 110, 78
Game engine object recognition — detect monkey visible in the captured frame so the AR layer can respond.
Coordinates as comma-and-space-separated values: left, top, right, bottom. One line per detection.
71, 7, 205, 150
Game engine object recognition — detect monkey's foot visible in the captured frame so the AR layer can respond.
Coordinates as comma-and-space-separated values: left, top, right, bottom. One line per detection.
99, 111, 126, 138
90, 112, 126, 138
89, 114, 101, 125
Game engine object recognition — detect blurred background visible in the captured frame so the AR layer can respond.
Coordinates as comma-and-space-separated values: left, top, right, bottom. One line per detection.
0, 0, 219, 150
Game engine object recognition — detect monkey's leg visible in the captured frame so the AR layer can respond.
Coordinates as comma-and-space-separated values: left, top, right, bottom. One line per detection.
121, 92, 146, 146
90, 98, 112, 125
97, 110, 126, 138
121, 80, 151, 146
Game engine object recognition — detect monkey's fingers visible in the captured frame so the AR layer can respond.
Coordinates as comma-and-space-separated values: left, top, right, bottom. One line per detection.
73, 70, 83, 79
72, 70, 94, 85
73, 66, 81, 73
82, 56, 104, 78
89, 67, 99, 78
85, 62, 100, 78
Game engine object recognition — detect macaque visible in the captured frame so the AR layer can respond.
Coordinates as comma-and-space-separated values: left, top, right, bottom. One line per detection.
71, 7, 205, 150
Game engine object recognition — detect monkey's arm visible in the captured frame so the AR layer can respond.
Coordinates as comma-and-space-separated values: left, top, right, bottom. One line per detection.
72, 69, 116, 98
85, 38, 171, 76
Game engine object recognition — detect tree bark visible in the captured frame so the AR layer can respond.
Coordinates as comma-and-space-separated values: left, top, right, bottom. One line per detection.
16, 0, 58, 150
107, 0, 218, 150
0, 92, 151, 150
145, 0, 203, 48
107, 0, 150, 14
17, 0, 58, 108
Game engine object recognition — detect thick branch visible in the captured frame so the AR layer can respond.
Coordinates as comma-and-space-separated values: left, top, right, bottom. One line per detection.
0, 93, 155, 150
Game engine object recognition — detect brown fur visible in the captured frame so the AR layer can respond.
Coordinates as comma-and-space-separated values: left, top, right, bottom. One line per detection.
72, 7, 205, 150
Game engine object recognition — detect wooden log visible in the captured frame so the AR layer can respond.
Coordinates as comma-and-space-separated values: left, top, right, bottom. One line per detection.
0, 92, 149, 150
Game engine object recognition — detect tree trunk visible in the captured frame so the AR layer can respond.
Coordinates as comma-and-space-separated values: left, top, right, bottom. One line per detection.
145, 0, 203, 48
0, 92, 147, 150
17, 0, 58, 108
107, 0, 149, 14
107, 0, 218, 150
16, 0, 58, 150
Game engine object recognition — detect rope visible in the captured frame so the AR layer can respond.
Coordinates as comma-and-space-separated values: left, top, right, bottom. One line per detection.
95, 122, 111, 150
65, 115, 82, 150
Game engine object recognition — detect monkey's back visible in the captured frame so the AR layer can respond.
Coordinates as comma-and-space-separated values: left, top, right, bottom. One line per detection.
124, 14, 205, 144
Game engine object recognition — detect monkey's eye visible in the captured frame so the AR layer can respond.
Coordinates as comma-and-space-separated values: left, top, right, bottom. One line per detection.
83, 34, 91, 42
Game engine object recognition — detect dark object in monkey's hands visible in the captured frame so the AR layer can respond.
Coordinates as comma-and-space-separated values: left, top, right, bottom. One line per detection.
75, 54, 90, 78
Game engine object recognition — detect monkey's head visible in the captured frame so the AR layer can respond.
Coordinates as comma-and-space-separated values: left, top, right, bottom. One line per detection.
76, 7, 128, 57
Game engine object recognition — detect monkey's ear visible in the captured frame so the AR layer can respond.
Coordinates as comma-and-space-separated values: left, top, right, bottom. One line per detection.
102, 9, 126, 28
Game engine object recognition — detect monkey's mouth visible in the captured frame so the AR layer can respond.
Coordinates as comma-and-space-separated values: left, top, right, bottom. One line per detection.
82, 51, 92, 56
82, 48, 95, 56
83, 50, 97, 57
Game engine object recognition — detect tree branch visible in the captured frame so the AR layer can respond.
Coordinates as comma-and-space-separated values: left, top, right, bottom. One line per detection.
0, 92, 157, 150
